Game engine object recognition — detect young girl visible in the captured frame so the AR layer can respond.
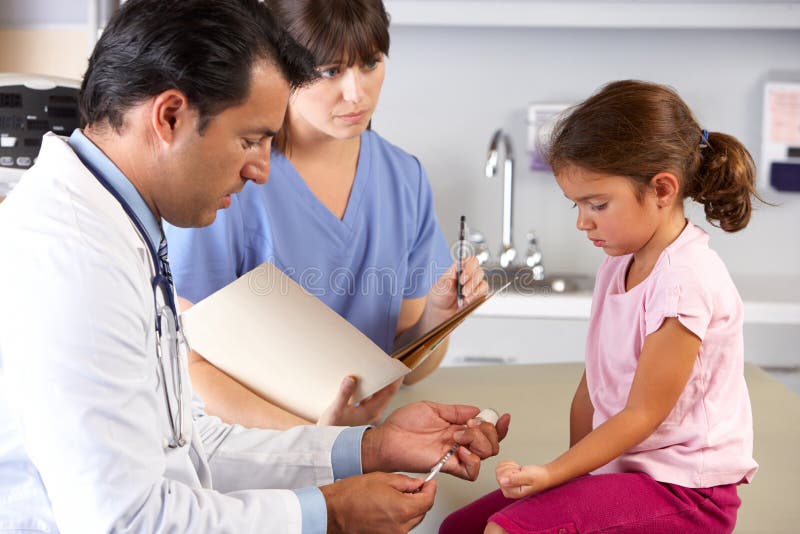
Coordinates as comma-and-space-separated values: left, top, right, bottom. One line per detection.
440, 79, 760, 534
165, 0, 486, 429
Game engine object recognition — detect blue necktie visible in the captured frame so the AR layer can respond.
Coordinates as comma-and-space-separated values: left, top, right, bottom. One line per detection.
157, 236, 173, 286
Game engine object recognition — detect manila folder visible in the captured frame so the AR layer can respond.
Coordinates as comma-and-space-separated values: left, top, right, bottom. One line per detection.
180, 262, 411, 422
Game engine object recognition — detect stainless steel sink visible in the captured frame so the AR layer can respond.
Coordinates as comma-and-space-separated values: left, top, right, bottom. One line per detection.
483, 265, 594, 295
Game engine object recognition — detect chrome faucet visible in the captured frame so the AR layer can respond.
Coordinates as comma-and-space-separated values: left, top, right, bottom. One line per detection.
485, 129, 516, 267
524, 231, 546, 280
465, 229, 491, 265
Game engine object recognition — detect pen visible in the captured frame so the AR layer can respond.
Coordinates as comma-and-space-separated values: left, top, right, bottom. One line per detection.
456, 215, 466, 308
422, 408, 499, 484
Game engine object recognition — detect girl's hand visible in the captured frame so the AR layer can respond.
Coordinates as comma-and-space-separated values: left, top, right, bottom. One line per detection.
495, 461, 551, 499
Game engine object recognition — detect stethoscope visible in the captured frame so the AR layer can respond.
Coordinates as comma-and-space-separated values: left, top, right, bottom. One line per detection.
72, 150, 187, 449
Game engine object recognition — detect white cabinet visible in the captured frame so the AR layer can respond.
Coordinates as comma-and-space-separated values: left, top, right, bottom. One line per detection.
384, 1, 800, 29
446, 315, 800, 368
444, 276, 800, 367
446, 315, 590, 366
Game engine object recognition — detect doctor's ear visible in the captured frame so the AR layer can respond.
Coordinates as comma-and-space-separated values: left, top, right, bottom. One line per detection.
649, 172, 680, 208
150, 90, 195, 145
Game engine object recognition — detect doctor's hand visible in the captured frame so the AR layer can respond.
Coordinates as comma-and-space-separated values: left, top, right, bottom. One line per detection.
317, 376, 402, 426
320, 472, 435, 533
362, 401, 510, 481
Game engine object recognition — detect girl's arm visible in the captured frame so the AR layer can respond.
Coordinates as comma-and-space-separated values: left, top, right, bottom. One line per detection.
498, 317, 701, 498
569, 371, 593, 447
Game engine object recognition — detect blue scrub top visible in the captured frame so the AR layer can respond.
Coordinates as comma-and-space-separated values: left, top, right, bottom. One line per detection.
166, 130, 452, 352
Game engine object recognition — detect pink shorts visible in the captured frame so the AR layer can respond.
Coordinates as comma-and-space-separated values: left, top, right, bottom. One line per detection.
439, 472, 741, 534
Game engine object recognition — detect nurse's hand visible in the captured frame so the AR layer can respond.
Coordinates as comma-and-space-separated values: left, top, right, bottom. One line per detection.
362, 401, 510, 481
317, 376, 402, 426
423, 257, 487, 328
320, 472, 435, 533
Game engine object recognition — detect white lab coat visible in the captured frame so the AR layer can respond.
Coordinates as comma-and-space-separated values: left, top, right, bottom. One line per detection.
0, 133, 344, 533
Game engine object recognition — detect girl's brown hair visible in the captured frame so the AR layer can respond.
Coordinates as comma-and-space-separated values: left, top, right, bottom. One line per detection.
546, 80, 760, 232
266, 0, 391, 153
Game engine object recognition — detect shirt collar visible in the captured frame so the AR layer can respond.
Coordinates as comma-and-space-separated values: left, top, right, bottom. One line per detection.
67, 129, 163, 251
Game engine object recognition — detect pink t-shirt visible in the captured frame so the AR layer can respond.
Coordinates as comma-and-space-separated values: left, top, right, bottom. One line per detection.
586, 221, 758, 488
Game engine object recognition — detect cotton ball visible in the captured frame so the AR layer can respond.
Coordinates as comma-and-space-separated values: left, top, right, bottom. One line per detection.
476, 408, 499, 425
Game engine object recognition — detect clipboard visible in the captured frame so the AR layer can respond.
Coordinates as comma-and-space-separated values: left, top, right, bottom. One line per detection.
181, 262, 506, 421
391, 283, 508, 370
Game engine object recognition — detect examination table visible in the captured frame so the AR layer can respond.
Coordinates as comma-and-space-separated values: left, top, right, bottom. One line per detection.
389, 363, 800, 534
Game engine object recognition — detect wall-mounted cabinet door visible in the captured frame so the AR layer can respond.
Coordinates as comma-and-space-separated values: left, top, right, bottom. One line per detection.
384, 1, 800, 29
0, 0, 88, 26
0, 0, 122, 27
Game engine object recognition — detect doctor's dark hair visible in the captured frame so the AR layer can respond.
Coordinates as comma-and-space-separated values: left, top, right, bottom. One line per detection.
265, 0, 391, 153
547, 80, 760, 233
79, 0, 317, 133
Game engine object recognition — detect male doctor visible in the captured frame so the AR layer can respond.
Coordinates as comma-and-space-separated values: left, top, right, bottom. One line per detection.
0, 0, 509, 532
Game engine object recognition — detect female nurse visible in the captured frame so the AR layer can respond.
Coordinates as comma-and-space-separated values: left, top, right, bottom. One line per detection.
166, 0, 487, 429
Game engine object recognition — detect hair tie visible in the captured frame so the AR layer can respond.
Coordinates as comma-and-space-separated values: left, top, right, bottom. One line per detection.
699, 129, 710, 148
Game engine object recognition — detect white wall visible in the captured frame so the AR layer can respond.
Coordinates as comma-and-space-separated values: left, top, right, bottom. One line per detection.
2, 9, 799, 278
374, 26, 800, 277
